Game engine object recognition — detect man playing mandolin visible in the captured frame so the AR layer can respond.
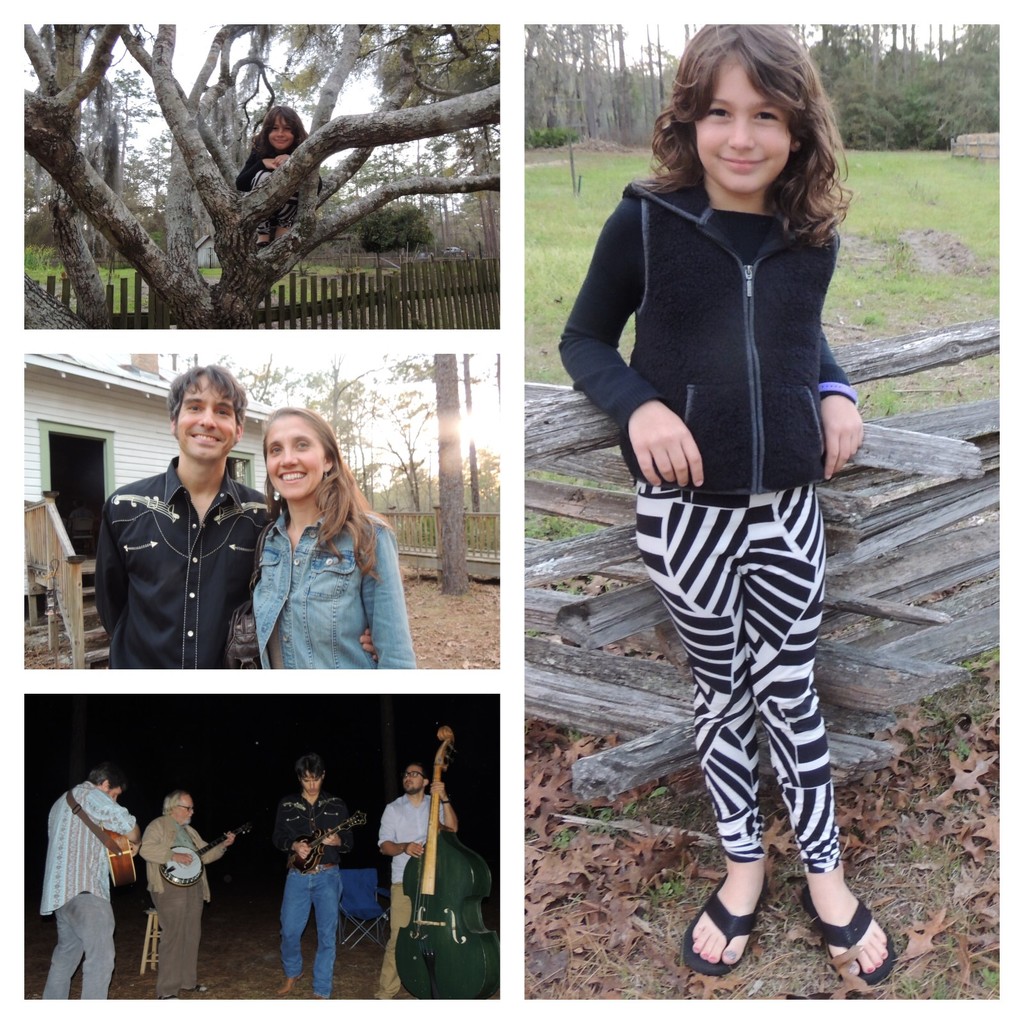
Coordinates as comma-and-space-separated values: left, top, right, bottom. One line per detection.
140, 791, 236, 999
373, 760, 458, 999
40, 762, 140, 999
273, 753, 356, 999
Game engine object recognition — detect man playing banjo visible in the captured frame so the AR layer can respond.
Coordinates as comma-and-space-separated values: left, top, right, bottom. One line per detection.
140, 790, 236, 999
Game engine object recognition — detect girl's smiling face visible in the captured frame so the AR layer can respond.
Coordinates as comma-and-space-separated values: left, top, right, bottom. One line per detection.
694, 62, 798, 214
268, 117, 295, 153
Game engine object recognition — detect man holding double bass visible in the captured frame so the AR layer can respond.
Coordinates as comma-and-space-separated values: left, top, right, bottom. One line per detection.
40, 762, 140, 999
273, 753, 355, 999
373, 760, 458, 999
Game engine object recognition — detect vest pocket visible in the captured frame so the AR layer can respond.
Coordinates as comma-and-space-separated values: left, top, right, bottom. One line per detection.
760, 384, 825, 488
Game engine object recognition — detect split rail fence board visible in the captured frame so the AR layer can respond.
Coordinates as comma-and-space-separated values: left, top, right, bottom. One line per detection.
43, 259, 499, 329
525, 320, 998, 798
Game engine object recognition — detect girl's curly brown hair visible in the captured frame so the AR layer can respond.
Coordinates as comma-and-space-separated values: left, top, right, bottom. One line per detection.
253, 105, 309, 159
648, 25, 850, 246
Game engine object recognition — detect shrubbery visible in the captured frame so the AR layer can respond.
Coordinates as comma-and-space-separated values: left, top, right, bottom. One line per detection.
25, 245, 59, 274
526, 127, 580, 149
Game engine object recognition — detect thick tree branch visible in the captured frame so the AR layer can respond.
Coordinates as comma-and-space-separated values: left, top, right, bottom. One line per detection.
240, 83, 500, 224
316, 41, 418, 205
314, 173, 500, 250
54, 25, 123, 110
24, 26, 57, 96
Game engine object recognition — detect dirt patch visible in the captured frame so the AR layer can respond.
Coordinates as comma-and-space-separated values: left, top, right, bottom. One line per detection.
840, 230, 984, 276
23, 571, 500, 670
24, 874, 500, 1000
900, 229, 983, 275
402, 571, 500, 669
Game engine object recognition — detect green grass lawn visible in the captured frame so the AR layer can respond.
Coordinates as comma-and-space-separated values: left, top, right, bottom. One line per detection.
525, 148, 999, 386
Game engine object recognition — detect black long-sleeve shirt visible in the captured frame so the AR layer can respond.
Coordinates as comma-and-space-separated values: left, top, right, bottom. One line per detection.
272, 791, 354, 867
560, 184, 854, 492
95, 459, 267, 669
236, 150, 324, 193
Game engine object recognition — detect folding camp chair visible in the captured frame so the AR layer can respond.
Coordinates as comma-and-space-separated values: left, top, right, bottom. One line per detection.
337, 868, 391, 947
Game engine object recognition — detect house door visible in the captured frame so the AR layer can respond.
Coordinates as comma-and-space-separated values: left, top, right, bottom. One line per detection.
47, 433, 107, 553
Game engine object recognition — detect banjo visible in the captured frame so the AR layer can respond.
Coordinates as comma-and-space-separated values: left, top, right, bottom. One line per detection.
160, 822, 252, 887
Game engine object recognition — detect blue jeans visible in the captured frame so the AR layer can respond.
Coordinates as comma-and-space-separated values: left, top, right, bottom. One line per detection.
280, 868, 342, 997
42, 893, 116, 999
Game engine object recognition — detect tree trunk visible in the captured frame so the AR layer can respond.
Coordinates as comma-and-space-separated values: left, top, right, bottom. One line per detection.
24, 274, 90, 329
434, 354, 468, 595
462, 354, 481, 512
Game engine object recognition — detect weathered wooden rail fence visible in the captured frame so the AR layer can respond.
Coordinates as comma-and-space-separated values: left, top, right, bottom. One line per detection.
41, 258, 499, 329
525, 319, 999, 799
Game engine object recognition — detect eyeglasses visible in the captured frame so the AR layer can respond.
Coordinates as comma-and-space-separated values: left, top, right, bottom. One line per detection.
177, 804, 195, 811
403, 771, 425, 779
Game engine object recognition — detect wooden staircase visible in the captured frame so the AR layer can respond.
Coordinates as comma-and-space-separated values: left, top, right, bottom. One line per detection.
25, 496, 110, 669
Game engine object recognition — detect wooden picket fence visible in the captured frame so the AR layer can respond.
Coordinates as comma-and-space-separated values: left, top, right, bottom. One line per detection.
42, 258, 499, 329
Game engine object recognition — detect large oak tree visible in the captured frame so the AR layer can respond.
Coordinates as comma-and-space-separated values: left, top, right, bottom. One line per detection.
24, 24, 500, 328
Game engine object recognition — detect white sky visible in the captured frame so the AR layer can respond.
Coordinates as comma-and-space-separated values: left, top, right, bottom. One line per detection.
153, 350, 504, 456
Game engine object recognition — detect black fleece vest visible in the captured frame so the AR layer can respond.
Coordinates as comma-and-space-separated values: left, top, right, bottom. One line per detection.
627, 185, 837, 493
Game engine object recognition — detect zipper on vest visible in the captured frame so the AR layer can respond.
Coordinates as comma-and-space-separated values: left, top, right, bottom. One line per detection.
743, 263, 765, 492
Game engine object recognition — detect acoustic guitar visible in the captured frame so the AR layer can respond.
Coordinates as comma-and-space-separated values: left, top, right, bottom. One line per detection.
103, 829, 137, 887
287, 811, 366, 873
160, 822, 253, 887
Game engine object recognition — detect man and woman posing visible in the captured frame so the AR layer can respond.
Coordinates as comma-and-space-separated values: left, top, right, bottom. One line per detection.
96, 364, 415, 670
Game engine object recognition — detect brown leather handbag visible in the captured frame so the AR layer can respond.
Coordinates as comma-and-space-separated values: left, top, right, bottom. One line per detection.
224, 523, 272, 669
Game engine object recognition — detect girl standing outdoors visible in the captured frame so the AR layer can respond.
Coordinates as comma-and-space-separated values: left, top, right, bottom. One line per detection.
560, 25, 895, 984
253, 408, 416, 669
236, 105, 316, 248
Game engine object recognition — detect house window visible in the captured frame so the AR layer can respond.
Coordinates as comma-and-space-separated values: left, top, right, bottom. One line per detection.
227, 455, 254, 488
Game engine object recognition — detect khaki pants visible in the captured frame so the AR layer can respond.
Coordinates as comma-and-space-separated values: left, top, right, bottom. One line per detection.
374, 883, 412, 999
152, 884, 205, 998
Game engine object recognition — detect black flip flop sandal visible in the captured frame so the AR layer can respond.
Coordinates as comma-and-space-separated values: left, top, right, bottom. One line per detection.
681, 878, 767, 975
800, 885, 896, 985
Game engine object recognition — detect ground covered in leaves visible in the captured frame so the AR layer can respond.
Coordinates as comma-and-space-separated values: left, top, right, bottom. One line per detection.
525, 660, 999, 999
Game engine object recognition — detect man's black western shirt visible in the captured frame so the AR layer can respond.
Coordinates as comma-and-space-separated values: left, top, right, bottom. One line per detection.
95, 459, 268, 669
272, 791, 354, 867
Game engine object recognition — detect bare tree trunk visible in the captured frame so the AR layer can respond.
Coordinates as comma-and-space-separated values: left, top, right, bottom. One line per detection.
462, 354, 481, 512
434, 354, 468, 596
51, 188, 110, 327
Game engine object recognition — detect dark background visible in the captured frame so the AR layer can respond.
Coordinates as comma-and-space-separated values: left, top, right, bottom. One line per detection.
26, 693, 500, 901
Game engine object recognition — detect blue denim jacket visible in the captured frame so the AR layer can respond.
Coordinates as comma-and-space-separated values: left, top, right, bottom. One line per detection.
253, 514, 416, 669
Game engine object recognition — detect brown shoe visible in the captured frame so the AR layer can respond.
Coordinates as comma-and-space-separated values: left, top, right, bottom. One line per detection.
277, 974, 302, 995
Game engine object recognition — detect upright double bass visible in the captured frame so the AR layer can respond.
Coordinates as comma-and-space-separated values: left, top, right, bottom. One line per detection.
395, 726, 500, 999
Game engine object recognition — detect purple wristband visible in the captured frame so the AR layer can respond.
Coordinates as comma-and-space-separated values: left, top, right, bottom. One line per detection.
819, 381, 858, 404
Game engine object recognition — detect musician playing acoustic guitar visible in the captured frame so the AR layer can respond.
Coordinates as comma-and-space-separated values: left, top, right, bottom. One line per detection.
272, 753, 355, 999
41, 762, 140, 999
373, 761, 458, 999
140, 790, 236, 999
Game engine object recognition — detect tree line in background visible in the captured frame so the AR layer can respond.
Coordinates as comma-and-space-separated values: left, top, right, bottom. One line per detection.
25, 25, 500, 328
213, 353, 500, 516
525, 24, 998, 152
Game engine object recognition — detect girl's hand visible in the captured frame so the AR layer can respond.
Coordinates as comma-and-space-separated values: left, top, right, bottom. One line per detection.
272, 154, 289, 168
820, 394, 864, 479
628, 400, 704, 487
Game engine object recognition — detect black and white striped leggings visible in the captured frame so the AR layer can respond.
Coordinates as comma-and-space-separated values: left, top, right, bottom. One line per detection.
250, 169, 299, 235
636, 483, 840, 873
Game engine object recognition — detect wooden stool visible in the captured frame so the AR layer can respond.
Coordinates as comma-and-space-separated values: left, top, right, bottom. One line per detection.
140, 907, 160, 974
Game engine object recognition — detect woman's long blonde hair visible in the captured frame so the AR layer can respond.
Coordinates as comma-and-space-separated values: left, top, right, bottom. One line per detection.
648, 24, 850, 246
263, 408, 385, 577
